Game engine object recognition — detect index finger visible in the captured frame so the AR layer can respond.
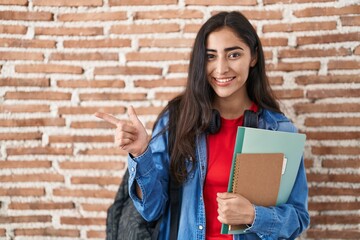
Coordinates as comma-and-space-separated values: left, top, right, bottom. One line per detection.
94, 112, 121, 125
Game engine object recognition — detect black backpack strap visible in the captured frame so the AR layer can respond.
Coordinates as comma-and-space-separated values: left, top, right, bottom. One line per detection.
243, 109, 259, 128
169, 176, 181, 240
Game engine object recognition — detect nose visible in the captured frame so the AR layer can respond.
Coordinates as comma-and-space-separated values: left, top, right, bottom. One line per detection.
215, 57, 229, 75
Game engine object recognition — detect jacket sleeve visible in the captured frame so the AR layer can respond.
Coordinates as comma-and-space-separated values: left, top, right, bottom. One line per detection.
127, 113, 170, 222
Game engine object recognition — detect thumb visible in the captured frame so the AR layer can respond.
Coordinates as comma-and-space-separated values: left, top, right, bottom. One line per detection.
128, 105, 141, 124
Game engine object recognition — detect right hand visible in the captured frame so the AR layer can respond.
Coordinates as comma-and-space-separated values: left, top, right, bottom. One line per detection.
94, 106, 149, 157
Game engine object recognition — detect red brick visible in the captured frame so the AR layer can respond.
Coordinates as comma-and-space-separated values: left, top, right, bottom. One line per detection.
260, 37, 288, 46
307, 173, 360, 183
298, 32, 360, 45
33, 0, 102, 7
155, 92, 181, 101
0, 160, 50, 168
58, 11, 127, 21
311, 215, 359, 225
309, 202, 360, 211
184, 24, 201, 33
87, 230, 106, 238
312, 146, 360, 155
0, 0, 27, 5
0, 188, 45, 196
0, 38, 55, 48
294, 103, 360, 114
134, 78, 186, 88
110, 23, 180, 34
0, 104, 50, 113
0, 174, 64, 182
294, 5, 360, 17
57, 79, 125, 88
328, 60, 360, 70
168, 64, 188, 73
54, 188, 116, 199
0, 25, 27, 34
135, 9, 202, 20
0, 228, 4, 236
14, 228, 80, 237
267, 62, 320, 71
70, 121, 113, 129
139, 38, 194, 48
0, 215, 51, 224
274, 89, 304, 99
186, 0, 256, 5
71, 176, 121, 185
15, 64, 83, 74
279, 48, 350, 59
341, 15, 360, 26
77, 147, 127, 156
7, 147, 72, 156
94, 66, 162, 76
63, 39, 131, 48
126, 51, 190, 61
82, 203, 109, 212
306, 229, 360, 239
309, 186, 360, 196
269, 76, 283, 85
0, 11, 52, 21
307, 89, 359, 99
5, 91, 71, 100
0, 51, 44, 61
134, 106, 166, 115
0, 118, 65, 127
355, 46, 360, 55
110, 0, 176, 6
9, 202, 74, 210
35, 27, 103, 36
59, 161, 125, 170
241, 10, 283, 20
304, 117, 360, 127
61, 217, 105, 226
295, 74, 359, 85
0, 132, 42, 140
79, 92, 147, 101
305, 131, 360, 140
322, 159, 359, 169
50, 52, 118, 61
49, 135, 113, 143
58, 106, 125, 115
264, 0, 334, 4
0, 78, 49, 86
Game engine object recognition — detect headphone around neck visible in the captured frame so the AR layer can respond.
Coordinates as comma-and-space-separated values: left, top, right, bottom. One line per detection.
207, 108, 259, 134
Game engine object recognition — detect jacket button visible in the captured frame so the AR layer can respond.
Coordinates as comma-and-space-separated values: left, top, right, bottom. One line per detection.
198, 225, 203, 230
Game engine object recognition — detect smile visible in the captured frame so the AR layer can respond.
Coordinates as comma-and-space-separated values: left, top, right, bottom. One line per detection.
213, 77, 236, 83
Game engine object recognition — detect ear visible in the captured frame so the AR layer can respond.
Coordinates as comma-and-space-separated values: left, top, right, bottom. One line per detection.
250, 51, 258, 67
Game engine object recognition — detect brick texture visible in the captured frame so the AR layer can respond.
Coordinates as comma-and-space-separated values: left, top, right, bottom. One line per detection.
0, 1, 359, 239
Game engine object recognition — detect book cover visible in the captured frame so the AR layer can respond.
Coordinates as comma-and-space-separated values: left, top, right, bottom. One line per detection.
221, 127, 306, 234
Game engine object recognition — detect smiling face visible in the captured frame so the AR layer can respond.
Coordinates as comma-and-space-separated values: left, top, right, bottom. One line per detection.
206, 27, 257, 106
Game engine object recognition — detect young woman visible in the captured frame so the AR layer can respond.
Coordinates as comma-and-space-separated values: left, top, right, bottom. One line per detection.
96, 11, 309, 240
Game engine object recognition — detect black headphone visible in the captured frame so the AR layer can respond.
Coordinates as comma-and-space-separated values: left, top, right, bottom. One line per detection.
207, 108, 259, 134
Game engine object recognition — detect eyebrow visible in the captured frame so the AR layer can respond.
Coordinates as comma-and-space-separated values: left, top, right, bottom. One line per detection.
206, 46, 244, 52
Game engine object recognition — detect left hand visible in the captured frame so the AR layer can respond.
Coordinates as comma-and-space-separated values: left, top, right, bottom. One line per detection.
216, 192, 255, 225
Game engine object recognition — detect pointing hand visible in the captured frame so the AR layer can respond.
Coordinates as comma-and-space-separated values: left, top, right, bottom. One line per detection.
94, 106, 149, 157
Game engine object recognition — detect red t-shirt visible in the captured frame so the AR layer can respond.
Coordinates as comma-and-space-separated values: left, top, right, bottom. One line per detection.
204, 103, 258, 240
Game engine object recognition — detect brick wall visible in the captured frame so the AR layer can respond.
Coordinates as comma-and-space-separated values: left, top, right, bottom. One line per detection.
0, 0, 359, 239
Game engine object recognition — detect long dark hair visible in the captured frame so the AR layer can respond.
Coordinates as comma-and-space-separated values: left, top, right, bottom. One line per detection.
155, 11, 280, 184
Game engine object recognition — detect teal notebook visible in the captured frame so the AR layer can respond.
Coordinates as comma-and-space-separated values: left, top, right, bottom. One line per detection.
221, 127, 306, 235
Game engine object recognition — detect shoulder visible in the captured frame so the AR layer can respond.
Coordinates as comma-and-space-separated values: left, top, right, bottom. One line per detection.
258, 108, 298, 133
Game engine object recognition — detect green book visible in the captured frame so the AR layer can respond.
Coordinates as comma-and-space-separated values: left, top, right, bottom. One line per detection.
221, 127, 306, 235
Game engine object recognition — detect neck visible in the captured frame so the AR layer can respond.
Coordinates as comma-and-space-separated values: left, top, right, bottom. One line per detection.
213, 94, 252, 119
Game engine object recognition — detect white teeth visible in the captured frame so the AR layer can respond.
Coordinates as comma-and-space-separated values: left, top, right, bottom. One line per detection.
215, 77, 234, 83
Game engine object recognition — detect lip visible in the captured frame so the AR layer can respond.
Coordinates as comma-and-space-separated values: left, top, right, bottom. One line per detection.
212, 76, 236, 86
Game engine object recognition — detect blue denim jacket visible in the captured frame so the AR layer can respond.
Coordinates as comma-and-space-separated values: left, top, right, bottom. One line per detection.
127, 109, 310, 240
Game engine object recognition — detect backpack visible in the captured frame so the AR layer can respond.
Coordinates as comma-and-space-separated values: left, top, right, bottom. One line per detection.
105, 109, 259, 240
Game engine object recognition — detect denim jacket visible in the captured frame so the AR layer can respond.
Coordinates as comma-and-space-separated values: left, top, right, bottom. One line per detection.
127, 109, 310, 240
